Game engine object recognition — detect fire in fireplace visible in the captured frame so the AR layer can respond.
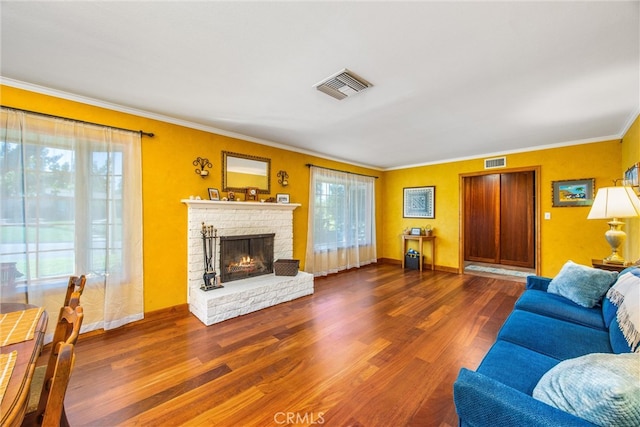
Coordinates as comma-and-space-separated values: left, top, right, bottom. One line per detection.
220, 233, 275, 283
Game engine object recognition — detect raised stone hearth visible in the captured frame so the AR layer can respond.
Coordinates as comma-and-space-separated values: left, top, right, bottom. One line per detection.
190, 271, 314, 325
182, 200, 314, 326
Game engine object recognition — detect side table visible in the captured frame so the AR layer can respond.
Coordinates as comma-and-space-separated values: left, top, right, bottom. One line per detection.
402, 235, 436, 272
591, 259, 632, 273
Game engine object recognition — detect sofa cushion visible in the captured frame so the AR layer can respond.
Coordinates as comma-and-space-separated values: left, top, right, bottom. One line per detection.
497, 310, 612, 360
476, 340, 560, 395
548, 261, 617, 308
533, 353, 640, 427
515, 290, 606, 330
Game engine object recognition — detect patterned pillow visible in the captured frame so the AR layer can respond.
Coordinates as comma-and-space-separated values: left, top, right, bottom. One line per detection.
548, 260, 617, 308
533, 353, 640, 426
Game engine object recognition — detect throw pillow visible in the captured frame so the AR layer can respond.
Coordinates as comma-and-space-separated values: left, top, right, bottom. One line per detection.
533, 353, 640, 426
548, 260, 617, 308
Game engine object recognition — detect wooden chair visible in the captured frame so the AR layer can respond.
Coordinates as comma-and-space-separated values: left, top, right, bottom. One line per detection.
23, 343, 77, 427
64, 275, 85, 309
23, 305, 84, 427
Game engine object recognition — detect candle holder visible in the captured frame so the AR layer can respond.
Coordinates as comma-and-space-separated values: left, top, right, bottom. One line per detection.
193, 157, 212, 178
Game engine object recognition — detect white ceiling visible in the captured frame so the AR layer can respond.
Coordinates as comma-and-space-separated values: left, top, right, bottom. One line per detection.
1, 1, 638, 170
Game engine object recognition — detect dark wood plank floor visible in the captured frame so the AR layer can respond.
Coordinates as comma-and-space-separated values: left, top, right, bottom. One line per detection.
58, 263, 524, 426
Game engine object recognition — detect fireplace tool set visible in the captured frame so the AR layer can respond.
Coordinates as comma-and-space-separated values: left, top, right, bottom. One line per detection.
201, 222, 223, 291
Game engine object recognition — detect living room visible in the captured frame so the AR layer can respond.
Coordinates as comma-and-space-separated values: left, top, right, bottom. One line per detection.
1, 1, 639, 426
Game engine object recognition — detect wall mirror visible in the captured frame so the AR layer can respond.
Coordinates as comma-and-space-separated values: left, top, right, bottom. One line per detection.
222, 151, 271, 194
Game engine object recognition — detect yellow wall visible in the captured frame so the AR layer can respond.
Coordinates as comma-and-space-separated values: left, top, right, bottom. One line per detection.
621, 114, 640, 262
382, 140, 623, 277
1, 85, 383, 312
3, 84, 634, 312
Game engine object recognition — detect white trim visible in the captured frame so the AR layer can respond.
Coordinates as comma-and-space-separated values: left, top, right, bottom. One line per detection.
3, 77, 632, 172
181, 199, 300, 210
620, 109, 640, 139
0, 77, 381, 171
385, 135, 623, 171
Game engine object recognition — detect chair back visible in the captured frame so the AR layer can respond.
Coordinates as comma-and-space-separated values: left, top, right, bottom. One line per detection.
40, 343, 76, 427
64, 275, 85, 309
35, 306, 84, 426
51, 305, 84, 348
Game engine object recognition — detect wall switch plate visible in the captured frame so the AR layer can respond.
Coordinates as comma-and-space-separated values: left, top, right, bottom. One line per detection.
544, 212, 551, 220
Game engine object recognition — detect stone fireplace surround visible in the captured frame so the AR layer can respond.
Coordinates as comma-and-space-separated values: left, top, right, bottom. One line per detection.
182, 200, 314, 326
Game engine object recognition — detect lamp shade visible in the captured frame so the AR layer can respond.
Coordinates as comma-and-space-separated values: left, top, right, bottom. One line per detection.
587, 186, 640, 219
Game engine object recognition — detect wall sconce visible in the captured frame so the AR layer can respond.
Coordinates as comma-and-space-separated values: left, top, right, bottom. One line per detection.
193, 157, 212, 178
277, 170, 289, 186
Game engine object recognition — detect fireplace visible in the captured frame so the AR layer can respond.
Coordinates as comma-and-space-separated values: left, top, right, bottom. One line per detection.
220, 233, 275, 283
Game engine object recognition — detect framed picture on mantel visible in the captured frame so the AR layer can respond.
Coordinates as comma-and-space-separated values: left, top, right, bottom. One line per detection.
403, 186, 435, 218
208, 188, 220, 201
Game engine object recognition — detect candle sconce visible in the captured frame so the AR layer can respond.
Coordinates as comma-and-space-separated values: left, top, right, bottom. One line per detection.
277, 170, 289, 187
193, 157, 212, 178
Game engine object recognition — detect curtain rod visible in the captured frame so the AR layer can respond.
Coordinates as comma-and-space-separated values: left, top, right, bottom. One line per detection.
1, 105, 155, 137
305, 163, 379, 179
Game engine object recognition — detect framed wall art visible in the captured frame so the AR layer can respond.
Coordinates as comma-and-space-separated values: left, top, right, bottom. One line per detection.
551, 178, 594, 207
624, 162, 639, 187
403, 186, 435, 218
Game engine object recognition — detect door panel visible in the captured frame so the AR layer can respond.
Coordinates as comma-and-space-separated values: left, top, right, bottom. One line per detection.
500, 171, 535, 267
464, 174, 500, 263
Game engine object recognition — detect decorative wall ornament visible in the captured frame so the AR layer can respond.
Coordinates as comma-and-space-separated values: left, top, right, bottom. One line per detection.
193, 157, 212, 178
277, 170, 289, 186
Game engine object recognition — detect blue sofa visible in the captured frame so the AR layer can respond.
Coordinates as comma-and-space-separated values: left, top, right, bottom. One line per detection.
453, 264, 639, 427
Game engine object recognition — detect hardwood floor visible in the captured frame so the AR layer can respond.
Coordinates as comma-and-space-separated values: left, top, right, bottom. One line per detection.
58, 264, 524, 426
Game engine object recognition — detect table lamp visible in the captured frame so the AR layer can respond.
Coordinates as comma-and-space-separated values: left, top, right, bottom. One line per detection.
587, 186, 640, 264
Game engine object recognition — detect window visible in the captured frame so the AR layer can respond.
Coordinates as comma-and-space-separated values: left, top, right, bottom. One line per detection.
1, 108, 144, 336
312, 177, 373, 251
305, 166, 377, 276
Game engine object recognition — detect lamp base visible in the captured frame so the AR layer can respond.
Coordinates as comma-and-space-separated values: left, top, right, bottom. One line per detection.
603, 219, 627, 265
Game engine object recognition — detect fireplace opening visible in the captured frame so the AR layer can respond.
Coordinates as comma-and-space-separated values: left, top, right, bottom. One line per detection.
220, 233, 275, 283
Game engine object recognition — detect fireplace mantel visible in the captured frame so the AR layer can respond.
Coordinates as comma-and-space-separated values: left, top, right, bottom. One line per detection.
181, 199, 300, 211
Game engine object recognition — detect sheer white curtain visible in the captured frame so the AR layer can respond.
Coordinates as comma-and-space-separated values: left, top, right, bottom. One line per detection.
0, 108, 143, 340
305, 166, 377, 277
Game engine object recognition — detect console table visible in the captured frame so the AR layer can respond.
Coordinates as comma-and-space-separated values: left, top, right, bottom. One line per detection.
402, 235, 436, 272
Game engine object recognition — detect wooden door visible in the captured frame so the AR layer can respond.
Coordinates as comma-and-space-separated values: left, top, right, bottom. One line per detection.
500, 171, 535, 268
464, 174, 500, 263
463, 171, 535, 267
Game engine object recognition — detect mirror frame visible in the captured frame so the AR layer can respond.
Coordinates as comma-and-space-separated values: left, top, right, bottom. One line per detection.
222, 151, 271, 194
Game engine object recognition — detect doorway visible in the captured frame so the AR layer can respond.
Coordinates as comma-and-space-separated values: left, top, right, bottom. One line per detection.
460, 167, 540, 276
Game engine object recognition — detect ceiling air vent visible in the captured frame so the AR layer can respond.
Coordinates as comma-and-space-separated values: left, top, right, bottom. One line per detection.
484, 156, 507, 169
314, 69, 372, 100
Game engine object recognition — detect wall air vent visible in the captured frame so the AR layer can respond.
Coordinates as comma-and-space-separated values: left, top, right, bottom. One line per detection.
314, 69, 372, 100
484, 156, 507, 169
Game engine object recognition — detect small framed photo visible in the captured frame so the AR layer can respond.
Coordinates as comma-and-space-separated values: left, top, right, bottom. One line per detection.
551, 178, 594, 207
410, 227, 422, 236
276, 193, 290, 204
403, 186, 435, 218
208, 188, 220, 201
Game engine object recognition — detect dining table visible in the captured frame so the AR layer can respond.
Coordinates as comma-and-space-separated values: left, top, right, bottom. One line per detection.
0, 303, 48, 427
